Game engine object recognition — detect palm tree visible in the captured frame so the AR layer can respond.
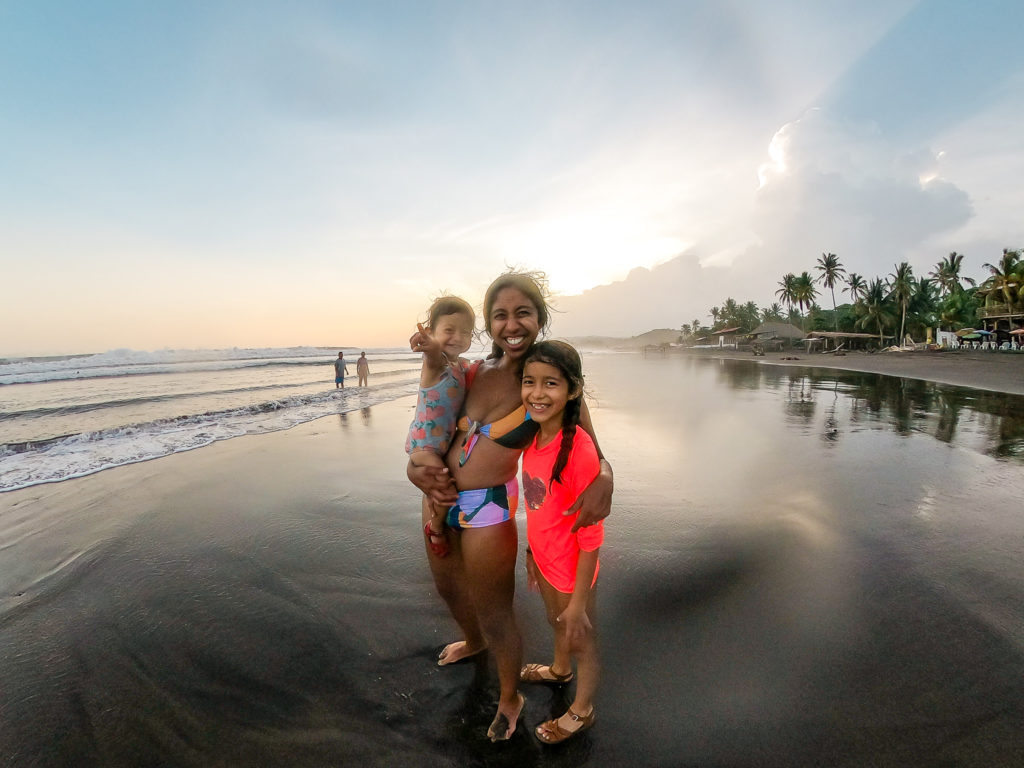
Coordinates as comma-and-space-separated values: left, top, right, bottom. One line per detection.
908, 278, 940, 338
709, 306, 721, 329
792, 271, 819, 330
815, 252, 846, 330
776, 274, 797, 318
857, 278, 895, 347
741, 301, 760, 330
930, 252, 976, 297
721, 298, 740, 328
979, 248, 1023, 310
761, 303, 784, 322
887, 262, 915, 344
845, 272, 867, 304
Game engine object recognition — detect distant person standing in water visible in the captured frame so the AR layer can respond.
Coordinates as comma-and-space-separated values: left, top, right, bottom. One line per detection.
334, 352, 349, 389
356, 352, 370, 387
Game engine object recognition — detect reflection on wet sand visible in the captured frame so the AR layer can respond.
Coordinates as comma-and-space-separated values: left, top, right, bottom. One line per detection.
707, 358, 1024, 458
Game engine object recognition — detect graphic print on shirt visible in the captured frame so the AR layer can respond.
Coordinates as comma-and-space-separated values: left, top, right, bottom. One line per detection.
522, 470, 546, 511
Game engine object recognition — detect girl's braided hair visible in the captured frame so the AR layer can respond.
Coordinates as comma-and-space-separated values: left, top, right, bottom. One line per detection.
523, 340, 584, 488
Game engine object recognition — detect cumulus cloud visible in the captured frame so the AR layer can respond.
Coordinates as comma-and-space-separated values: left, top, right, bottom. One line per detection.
556, 107, 976, 336
751, 109, 972, 262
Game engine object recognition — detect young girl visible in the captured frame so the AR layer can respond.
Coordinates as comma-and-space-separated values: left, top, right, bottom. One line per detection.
518, 340, 603, 744
405, 296, 476, 558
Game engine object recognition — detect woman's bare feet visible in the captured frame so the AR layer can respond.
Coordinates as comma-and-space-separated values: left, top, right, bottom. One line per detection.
487, 693, 525, 742
437, 640, 487, 666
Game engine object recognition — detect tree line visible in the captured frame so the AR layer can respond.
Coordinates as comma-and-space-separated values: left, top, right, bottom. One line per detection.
680, 249, 1024, 346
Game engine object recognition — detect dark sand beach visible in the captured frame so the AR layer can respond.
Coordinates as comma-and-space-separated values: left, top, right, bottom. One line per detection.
3, 354, 1024, 766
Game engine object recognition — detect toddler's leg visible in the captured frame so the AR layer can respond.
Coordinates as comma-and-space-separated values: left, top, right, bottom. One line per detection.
412, 451, 451, 557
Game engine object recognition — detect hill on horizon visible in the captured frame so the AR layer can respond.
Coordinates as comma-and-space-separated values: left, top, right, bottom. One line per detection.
564, 328, 682, 349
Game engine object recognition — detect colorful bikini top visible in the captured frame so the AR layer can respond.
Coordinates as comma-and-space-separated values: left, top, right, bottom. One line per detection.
457, 359, 539, 465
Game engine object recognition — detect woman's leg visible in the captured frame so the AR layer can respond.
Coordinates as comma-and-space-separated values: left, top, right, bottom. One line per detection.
421, 496, 485, 664
459, 520, 524, 739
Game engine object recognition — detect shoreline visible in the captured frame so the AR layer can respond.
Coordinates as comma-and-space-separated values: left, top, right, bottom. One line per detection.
664, 347, 1024, 396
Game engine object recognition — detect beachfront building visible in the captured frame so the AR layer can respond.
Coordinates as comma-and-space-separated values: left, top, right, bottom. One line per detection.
977, 303, 1024, 346
806, 331, 888, 351
712, 327, 743, 349
749, 322, 806, 351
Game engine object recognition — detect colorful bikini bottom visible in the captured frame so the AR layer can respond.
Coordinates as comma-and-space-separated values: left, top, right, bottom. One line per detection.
446, 478, 519, 529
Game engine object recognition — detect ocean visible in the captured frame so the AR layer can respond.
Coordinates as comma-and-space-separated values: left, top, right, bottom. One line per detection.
0, 345, 445, 492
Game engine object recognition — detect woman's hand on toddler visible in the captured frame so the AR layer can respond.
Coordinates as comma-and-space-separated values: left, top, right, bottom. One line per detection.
407, 460, 458, 506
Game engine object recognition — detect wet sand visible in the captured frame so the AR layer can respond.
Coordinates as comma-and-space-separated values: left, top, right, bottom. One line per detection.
679, 346, 1024, 395
2, 357, 1023, 766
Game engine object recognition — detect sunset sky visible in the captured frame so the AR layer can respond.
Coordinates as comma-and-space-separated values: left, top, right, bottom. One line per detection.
3, 1, 1023, 355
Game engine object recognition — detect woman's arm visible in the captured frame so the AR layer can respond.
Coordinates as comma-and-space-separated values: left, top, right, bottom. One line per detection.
568, 399, 613, 532
558, 548, 599, 649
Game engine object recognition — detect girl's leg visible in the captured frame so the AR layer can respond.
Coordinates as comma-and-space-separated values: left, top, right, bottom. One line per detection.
421, 496, 485, 664
459, 520, 524, 739
533, 565, 573, 680
568, 589, 599, 717
534, 569, 600, 739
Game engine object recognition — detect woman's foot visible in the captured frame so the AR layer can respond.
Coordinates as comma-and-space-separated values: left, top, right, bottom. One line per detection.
423, 522, 449, 558
519, 662, 574, 685
487, 693, 525, 742
437, 640, 487, 666
535, 705, 595, 745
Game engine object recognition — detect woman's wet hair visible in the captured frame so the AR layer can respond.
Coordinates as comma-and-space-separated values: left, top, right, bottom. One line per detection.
426, 295, 476, 330
483, 270, 551, 357
523, 340, 584, 488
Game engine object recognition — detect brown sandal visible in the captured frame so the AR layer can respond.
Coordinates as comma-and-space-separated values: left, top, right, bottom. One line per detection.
519, 663, 574, 685
535, 706, 595, 744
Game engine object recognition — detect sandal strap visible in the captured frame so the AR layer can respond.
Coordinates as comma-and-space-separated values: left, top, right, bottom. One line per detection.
521, 663, 573, 683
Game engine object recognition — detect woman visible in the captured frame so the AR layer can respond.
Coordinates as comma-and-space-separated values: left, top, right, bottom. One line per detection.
407, 271, 613, 742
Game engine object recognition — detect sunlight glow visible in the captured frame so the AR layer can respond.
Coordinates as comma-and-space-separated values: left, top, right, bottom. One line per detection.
499, 213, 688, 295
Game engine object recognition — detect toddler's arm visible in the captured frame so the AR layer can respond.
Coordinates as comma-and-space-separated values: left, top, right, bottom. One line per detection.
410, 324, 448, 388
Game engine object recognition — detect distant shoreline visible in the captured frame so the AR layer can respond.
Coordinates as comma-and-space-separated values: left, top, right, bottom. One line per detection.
642, 347, 1024, 397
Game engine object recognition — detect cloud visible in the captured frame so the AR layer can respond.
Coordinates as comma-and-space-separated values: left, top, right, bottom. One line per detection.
741, 109, 972, 286
555, 107, 976, 336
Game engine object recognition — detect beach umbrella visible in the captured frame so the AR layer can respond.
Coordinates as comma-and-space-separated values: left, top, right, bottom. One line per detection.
975, 329, 993, 336
1010, 329, 1024, 335
954, 328, 976, 337
961, 333, 982, 340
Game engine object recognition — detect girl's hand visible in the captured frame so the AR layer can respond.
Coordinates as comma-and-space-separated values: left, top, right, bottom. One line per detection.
525, 550, 540, 593
565, 460, 613, 532
557, 605, 593, 648
407, 460, 458, 506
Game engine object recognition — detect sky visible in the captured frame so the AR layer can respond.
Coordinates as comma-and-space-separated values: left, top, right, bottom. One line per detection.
2, 0, 1023, 355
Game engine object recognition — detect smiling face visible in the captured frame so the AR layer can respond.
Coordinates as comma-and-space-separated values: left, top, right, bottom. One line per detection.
521, 360, 572, 431
432, 311, 474, 358
488, 286, 540, 359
